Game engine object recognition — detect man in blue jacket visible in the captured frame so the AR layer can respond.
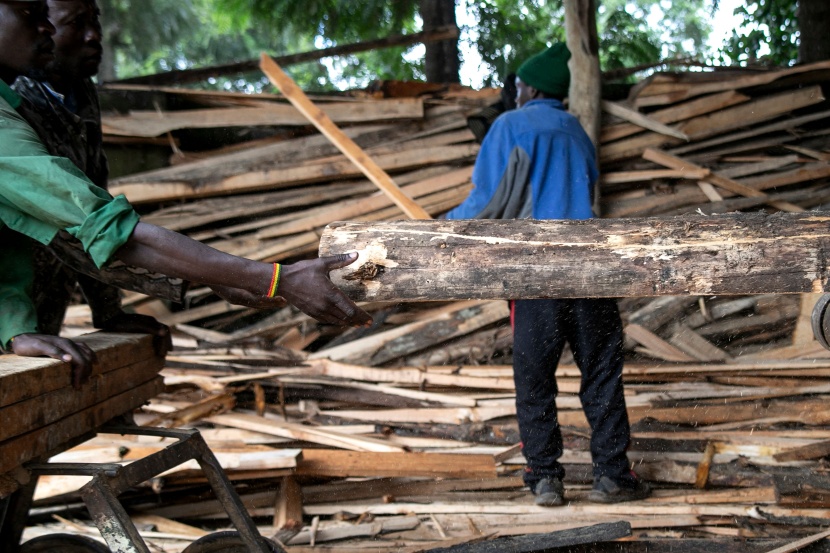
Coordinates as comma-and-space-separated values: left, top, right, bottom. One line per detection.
445, 43, 650, 506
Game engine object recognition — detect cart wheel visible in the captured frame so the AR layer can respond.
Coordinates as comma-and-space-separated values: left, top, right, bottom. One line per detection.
182, 531, 283, 553
813, 294, 830, 351
19, 534, 110, 553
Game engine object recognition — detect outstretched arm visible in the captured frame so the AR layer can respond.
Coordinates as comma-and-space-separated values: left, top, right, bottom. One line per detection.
115, 222, 372, 327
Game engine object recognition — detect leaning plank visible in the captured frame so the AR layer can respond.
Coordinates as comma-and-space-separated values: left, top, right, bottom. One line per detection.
762, 528, 830, 553
642, 148, 803, 212
601, 86, 825, 162
600, 90, 749, 143
260, 53, 430, 220
318, 213, 830, 302
601, 100, 689, 140
101, 99, 424, 137
420, 521, 630, 553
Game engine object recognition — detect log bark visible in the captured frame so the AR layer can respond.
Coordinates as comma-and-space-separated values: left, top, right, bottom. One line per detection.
319, 213, 830, 302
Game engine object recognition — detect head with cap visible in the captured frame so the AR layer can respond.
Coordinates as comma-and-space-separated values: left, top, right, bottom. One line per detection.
0, 0, 55, 83
515, 43, 570, 108
44, 0, 102, 88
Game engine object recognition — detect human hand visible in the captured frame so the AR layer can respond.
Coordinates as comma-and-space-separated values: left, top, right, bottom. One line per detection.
209, 284, 288, 310
278, 252, 373, 327
11, 334, 96, 389
99, 312, 173, 357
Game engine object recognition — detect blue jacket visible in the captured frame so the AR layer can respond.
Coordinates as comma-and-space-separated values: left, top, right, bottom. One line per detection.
445, 98, 597, 221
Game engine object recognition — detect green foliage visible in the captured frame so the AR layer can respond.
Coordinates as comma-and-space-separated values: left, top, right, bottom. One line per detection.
718, 0, 799, 65
466, 0, 709, 86
100, 0, 715, 89
468, 0, 566, 87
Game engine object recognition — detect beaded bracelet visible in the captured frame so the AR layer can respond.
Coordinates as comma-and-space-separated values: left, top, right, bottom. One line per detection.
267, 263, 282, 298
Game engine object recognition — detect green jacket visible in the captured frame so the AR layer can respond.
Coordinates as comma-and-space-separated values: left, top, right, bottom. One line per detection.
0, 79, 139, 348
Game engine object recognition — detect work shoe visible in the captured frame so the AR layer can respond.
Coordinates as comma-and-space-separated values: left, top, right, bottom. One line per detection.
588, 473, 651, 503
531, 477, 565, 506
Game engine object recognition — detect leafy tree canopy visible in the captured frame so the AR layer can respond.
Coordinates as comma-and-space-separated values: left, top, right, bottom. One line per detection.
99, 0, 806, 91
715, 0, 798, 66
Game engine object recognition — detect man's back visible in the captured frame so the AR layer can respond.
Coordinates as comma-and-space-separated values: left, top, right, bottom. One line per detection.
446, 98, 597, 221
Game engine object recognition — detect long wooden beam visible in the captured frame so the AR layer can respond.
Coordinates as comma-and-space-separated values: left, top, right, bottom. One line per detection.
319, 212, 830, 301
259, 54, 431, 220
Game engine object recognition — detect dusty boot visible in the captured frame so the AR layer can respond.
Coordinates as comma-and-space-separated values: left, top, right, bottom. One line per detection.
531, 477, 565, 506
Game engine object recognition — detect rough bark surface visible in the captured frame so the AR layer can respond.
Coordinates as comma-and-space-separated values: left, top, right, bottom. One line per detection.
799, 0, 830, 64
319, 213, 830, 301
419, 0, 460, 83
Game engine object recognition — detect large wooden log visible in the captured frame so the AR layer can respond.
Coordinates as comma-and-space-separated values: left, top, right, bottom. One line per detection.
318, 212, 830, 302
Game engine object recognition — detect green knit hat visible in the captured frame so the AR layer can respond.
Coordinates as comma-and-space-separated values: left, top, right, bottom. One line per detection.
516, 43, 571, 98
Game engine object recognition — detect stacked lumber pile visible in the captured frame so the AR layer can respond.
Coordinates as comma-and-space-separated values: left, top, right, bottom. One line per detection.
0, 334, 164, 496
21, 61, 830, 551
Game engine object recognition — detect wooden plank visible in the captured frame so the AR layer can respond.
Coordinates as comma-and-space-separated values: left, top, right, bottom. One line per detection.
642, 148, 803, 212
631, 59, 830, 107
0, 333, 158, 408
259, 53, 430, 219
601, 100, 689, 140
601, 86, 825, 163
0, 358, 163, 442
318, 213, 830, 302
110, 143, 477, 204
762, 528, 830, 553
600, 90, 749, 143
206, 412, 406, 452
257, 167, 472, 239
0, 377, 164, 474
310, 301, 508, 362
296, 449, 498, 479
773, 439, 830, 462
102, 99, 424, 137
600, 169, 709, 185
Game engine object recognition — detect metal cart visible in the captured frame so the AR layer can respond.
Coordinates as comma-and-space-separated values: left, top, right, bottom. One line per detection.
0, 419, 284, 553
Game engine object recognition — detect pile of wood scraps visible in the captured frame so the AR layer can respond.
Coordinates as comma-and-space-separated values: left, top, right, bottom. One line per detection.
23, 61, 830, 551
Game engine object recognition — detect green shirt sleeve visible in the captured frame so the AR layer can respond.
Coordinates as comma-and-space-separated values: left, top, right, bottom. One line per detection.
0, 82, 139, 268
0, 229, 39, 349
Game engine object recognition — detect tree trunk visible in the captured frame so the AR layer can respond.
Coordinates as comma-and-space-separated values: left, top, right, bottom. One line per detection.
798, 0, 830, 63
319, 213, 830, 301
563, 0, 602, 214
418, 0, 460, 83
98, 1, 120, 82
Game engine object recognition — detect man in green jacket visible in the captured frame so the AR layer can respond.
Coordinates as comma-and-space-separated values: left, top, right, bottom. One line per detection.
13, 0, 172, 348
0, 0, 372, 387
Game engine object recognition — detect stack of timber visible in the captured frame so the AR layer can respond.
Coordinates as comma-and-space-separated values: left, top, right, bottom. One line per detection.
20, 62, 830, 551
0, 333, 164, 496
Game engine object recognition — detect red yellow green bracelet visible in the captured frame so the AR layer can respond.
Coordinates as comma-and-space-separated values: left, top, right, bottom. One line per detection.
267, 263, 282, 298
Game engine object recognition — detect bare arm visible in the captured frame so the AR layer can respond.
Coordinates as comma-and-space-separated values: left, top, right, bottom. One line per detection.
115, 222, 371, 327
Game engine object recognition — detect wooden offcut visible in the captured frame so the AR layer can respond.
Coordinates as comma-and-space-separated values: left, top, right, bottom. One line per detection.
319, 212, 830, 302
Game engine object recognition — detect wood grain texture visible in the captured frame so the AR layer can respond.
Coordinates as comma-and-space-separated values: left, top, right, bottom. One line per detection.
319, 212, 830, 301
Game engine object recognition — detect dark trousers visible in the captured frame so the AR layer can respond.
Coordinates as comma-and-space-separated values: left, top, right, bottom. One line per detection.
512, 298, 631, 486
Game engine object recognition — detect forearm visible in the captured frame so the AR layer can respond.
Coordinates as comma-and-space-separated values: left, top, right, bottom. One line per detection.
115, 222, 272, 295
